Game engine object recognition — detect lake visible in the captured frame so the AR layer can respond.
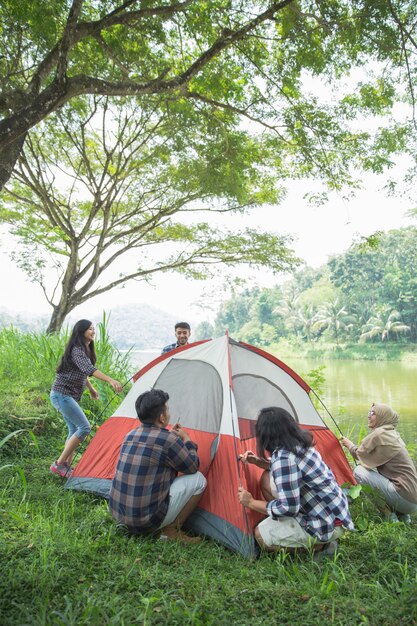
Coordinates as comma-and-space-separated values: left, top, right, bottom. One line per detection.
129, 350, 417, 445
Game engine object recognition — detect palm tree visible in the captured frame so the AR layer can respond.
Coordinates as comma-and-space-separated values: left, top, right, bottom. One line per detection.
313, 298, 357, 346
293, 304, 317, 342
273, 288, 301, 335
360, 307, 410, 343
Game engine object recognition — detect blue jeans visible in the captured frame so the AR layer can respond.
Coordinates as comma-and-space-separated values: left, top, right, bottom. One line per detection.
50, 391, 91, 442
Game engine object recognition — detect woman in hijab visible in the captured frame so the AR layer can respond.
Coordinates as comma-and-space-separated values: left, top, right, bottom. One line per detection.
341, 403, 417, 523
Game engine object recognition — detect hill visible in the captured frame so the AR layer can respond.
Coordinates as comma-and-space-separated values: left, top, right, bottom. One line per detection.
0, 304, 191, 350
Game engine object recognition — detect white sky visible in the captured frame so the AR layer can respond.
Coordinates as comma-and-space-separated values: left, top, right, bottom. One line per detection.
1, 168, 414, 325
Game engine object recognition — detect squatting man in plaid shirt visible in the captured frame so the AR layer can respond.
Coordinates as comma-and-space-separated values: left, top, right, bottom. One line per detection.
108, 389, 206, 543
238, 407, 354, 556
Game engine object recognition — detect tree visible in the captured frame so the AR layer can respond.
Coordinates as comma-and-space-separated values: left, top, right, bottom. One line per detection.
313, 298, 356, 346
359, 307, 410, 343
1, 99, 299, 333
329, 228, 417, 340
2, 0, 416, 191
194, 321, 214, 341
293, 303, 317, 342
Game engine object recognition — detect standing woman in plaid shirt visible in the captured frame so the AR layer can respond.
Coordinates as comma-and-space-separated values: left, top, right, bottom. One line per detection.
50, 319, 122, 478
238, 407, 354, 554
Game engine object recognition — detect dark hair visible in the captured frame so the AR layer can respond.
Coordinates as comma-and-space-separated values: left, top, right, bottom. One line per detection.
56, 319, 96, 372
255, 407, 313, 457
175, 322, 190, 331
135, 389, 169, 424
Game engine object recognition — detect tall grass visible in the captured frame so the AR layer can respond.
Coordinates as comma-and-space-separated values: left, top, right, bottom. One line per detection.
0, 315, 132, 455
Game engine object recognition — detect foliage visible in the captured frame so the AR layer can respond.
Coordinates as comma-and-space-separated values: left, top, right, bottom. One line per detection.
360, 307, 411, 343
312, 298, 357, 347
194, 321, 215, 341
208, 226, 417, 353
329, 228, 417, 341
1, 96, 299, 332
2, 0, 417, 192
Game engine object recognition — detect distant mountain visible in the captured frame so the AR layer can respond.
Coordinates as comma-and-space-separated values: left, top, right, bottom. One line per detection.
0, 304, 193, 351
102, 304, 185, 350
0, 308, 50, 333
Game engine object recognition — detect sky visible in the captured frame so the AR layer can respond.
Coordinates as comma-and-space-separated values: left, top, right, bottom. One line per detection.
1, 167, 414, 326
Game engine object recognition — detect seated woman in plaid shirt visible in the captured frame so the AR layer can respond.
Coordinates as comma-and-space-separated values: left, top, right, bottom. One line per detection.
109, 389, 207, 544
238, 407, 354, 554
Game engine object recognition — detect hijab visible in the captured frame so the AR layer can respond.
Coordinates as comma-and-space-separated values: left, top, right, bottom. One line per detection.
356, 403, 405, 469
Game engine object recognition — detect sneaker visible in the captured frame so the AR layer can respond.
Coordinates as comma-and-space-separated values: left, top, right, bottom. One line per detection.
397, 513, 411, 524
50, 461, 73, 478
385, 512, 399, 523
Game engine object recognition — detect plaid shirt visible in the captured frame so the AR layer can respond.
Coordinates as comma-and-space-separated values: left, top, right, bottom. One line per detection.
108, 424, 200, 532
161, 342, 180, 354
52, 346, 96, 401
267, 446, 354, 542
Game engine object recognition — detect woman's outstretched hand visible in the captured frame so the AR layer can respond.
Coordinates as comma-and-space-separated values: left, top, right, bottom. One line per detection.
89, 387, 99, 400
239, 451, 270, 470
340, 437, 353, 448
238, 486, 253, 508
108, 378, 122, 393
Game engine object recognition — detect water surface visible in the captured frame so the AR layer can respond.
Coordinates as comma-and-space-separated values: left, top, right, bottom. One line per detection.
129, 350, 417, 445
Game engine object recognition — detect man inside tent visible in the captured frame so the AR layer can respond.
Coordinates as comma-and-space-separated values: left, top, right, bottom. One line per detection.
161, 322, 191, 354
108, 389, 206, 543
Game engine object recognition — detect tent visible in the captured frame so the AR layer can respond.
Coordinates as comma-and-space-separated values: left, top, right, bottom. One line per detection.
66, 336, 354, 557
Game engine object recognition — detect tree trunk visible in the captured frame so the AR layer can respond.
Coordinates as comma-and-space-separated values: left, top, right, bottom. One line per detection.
0, 134, 26, 190
46, 304, 72, 334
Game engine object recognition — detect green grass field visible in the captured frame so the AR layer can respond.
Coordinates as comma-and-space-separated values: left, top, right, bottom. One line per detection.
1, 453, 417, 626
1, 326, 416, 625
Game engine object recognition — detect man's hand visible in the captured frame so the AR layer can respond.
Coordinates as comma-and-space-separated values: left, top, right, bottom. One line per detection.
172, 422, 191, 443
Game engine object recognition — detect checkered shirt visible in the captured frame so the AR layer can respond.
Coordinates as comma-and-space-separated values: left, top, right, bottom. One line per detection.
52, 346, 97, 401
108, 424, 200, 532
267, 446, 354, 542
161, 342, 179, 354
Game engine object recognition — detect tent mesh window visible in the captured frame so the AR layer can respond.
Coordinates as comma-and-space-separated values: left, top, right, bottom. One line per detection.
154, 359, 223, 434
233, 374, 298, 440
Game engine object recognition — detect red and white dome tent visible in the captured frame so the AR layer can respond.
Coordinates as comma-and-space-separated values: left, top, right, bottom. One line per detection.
66, 335, 354, 557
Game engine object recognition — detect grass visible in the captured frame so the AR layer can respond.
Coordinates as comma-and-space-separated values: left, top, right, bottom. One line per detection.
1, 327, 417, 625
0, 319, 133, 454
269, 339, 417, 362
1, 456, 417, 626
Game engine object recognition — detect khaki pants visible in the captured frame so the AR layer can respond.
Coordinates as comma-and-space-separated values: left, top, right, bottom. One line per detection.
257, 515, 343, 549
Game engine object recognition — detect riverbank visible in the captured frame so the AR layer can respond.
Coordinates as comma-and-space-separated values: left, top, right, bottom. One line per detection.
268, 339, 417, 362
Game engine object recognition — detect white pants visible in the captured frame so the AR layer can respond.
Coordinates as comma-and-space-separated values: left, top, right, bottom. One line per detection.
160, 472, 207, 528
354, 465, 417, 515
257, 515, 343, 548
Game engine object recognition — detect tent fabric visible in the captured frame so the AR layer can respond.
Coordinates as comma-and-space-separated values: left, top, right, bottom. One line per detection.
66, 336, 355, 557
